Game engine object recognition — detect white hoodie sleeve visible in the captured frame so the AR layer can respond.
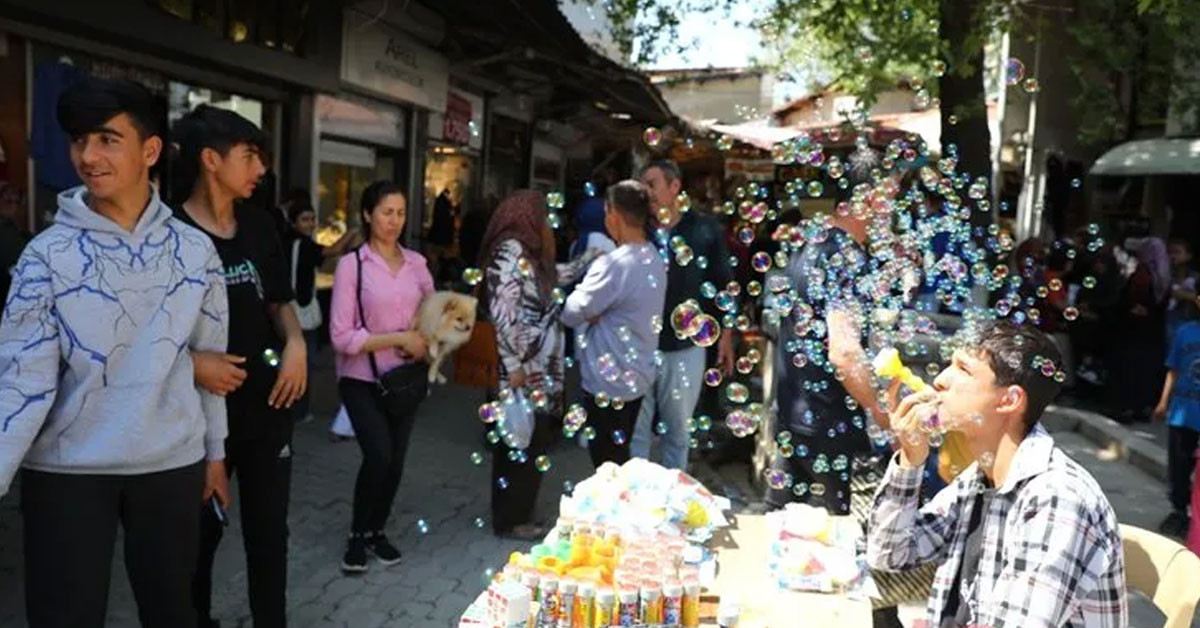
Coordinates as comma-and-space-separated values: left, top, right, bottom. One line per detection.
190, 247, 230, 462
0, 250, 62, 495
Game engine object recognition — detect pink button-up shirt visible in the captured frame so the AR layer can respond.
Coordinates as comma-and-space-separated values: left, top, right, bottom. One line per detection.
329, 244, 434, 382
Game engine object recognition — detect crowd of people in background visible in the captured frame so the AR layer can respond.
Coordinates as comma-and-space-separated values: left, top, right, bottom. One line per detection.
0, 73, 1157, 628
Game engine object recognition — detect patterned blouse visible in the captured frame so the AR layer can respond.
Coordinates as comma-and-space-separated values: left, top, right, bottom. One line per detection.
486, 239, 591, 414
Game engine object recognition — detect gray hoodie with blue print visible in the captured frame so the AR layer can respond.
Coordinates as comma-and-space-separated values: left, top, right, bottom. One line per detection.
0, 185, 229, 494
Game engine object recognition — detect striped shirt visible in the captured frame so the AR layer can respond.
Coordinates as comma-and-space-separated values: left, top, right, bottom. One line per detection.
867, 425, 1127, 628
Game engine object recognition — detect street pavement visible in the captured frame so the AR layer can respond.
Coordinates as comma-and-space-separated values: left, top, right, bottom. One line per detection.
0, 346, 1191, 627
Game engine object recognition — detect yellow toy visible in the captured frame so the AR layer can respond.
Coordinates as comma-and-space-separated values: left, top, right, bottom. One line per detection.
873, 347, 975, 483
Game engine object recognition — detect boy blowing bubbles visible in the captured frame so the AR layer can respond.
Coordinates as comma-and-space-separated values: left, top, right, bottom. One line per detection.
869, 321, 1127, 628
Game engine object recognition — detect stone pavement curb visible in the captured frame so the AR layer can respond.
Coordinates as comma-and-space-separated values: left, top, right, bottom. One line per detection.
1044, 405, 1169, 482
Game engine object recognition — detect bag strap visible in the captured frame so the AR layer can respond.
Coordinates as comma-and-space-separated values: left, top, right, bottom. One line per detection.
290, 239, 301, 293
354, 247, 383, 382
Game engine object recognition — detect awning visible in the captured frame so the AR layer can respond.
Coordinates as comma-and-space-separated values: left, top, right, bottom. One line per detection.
1090, 137, 1200, 176
702, 118, 914, 151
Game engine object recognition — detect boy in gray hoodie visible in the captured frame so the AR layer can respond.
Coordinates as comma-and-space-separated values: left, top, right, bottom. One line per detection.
0, 77, 229, 627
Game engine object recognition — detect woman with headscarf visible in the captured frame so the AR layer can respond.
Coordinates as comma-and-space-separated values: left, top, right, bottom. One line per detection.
479, 190, 592, 539
570, 195, 615, 260
1109, 237, 1171, 422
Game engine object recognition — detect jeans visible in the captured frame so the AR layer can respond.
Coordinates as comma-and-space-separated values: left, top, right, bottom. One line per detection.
584, 395, 645, 469
22, 462, 205, 628
340, 378, 420, 533
631, 346, 707, 470
194, 428, 293, 628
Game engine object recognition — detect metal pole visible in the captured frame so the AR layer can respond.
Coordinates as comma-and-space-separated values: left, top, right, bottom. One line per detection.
1017, 16, 1043, 240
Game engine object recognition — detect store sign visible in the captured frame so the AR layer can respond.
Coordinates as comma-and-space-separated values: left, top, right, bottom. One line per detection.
443, 92, 472, 145
341, 9, 449, 113
428, 89, 484, 150
725, 157, 775, 182
316, 94, 406, 148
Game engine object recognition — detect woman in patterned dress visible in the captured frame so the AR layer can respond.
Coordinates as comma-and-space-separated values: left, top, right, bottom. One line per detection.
479, 190, 593, 539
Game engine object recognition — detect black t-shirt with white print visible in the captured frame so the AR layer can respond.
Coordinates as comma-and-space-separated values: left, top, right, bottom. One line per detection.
176, 203, 294, 440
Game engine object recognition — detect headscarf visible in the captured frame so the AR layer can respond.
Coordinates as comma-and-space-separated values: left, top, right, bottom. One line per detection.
570, 196, 607, 259
1137, 236, 1171, 303
479, 189, 555, 298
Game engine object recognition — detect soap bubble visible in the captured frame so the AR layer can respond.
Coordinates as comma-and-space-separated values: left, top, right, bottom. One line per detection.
643, 126, 662, 147
582, 426, 596, 441
529, 388, 548, 408
1071, 177, 1082, 189
674, 245, 694, 266
611, 429, 627, 446
691, 315, 721, 347
1082, 276, 1097, 289
469, 451, 484, 465
416, 519, 429, 534
534, 455, 552, 472
736, 356, 754, 374
807, 180, 824, 197
516, 257, 533, 276
1005, 57, 1026, 85
262, 348, 280, 367
496, 477, 509, 490
1023, 78, 1040, 93
810, 483, 826, 497
478, 402, 502, 424
595, 392, 610, 408
1063, 306, 1079, 321
584, 181, 597, 197
716, 134, 734, 151
704, 368, 723, 387
474, 517, 486, 529
670, 300, 703, 338
726, 382, 750, 404
765, 470, 790, 490
598, 353, 620, 382
752, 252, 772, 273
546, 191, 564, 209
462, 267, 483, 286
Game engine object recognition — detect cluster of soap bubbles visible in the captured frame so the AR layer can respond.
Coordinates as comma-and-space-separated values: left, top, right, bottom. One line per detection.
669, 300, 722, 348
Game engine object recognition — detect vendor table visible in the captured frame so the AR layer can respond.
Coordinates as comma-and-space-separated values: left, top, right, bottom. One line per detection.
708, 513, 872, 627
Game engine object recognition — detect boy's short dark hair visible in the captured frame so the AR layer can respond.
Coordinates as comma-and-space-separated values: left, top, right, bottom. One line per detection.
171, 105, 269, 203
57, 77, 164, 141
971, 320, 1064, 434
287, 201, 315, 224
605, 179, 652, 231
639, 159, 682, 183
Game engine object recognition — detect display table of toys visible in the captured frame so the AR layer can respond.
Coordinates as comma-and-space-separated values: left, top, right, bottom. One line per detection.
458, 459, 873, 628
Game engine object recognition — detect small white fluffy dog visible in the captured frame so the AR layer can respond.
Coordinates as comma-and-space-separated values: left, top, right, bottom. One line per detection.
415, 291, 478, 384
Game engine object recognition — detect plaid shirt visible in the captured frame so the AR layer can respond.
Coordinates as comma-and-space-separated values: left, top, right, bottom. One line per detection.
867, 425, 1127, 628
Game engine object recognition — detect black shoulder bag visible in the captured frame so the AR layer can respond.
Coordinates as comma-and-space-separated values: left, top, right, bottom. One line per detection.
354, 247, 429, 414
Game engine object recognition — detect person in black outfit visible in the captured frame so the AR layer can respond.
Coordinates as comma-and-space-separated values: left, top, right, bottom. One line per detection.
284, 199, 358, 422
173, 105, 307, 628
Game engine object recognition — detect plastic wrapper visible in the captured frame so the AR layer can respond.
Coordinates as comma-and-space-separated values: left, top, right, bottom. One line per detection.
765, 503, 866, 593
557, 459, 730, 542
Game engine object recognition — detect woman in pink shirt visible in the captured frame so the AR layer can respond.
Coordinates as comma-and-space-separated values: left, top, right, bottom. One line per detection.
329, 181, 433, 574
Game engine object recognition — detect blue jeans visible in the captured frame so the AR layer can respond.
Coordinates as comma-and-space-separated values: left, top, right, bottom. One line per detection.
631, 346, 707, 470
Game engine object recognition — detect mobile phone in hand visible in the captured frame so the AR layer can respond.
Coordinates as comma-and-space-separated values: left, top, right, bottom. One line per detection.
211, 496, 228, 526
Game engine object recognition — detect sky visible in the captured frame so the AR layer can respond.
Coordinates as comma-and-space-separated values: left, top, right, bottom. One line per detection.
560, 0, 804, 106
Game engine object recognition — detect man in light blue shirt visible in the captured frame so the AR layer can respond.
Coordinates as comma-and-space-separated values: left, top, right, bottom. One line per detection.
562, 180, 667, 468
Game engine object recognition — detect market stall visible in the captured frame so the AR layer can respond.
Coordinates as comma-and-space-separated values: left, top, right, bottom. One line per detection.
458, 459, 875, 628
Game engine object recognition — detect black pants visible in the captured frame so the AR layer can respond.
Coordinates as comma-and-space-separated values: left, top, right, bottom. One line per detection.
490, 409, 556, 533
1168, 425, 1200, 513
583, 395, 644, 469
22, 461, 205, 628
340, 378, 419, 534
194, 429, 293, 628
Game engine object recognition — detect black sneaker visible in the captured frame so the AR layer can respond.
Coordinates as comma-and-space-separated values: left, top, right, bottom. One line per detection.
367, 532, 402, 566
341, 534, 369, 574
1158, 511, 1190, 538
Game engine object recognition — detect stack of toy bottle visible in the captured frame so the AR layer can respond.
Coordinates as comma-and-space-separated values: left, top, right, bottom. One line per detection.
490, 517, 703, 628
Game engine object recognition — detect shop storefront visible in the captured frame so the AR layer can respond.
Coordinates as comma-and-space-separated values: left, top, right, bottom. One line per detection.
0, 0, 342, 233
421, 87, 485, 272
314, 93, 408, 241
333, 6, 450, 248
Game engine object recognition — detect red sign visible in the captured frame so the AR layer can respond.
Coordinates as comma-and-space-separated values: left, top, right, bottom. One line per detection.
443, 92, 472, 145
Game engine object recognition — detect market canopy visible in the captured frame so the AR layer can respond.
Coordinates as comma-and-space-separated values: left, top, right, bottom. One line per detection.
1090, 137, 1200, 176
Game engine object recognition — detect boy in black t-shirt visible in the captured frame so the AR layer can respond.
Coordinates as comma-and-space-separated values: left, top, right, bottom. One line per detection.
175, 105, 306, 628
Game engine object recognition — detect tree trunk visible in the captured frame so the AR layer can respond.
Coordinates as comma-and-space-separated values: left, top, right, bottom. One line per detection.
939, 0, 993, 226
